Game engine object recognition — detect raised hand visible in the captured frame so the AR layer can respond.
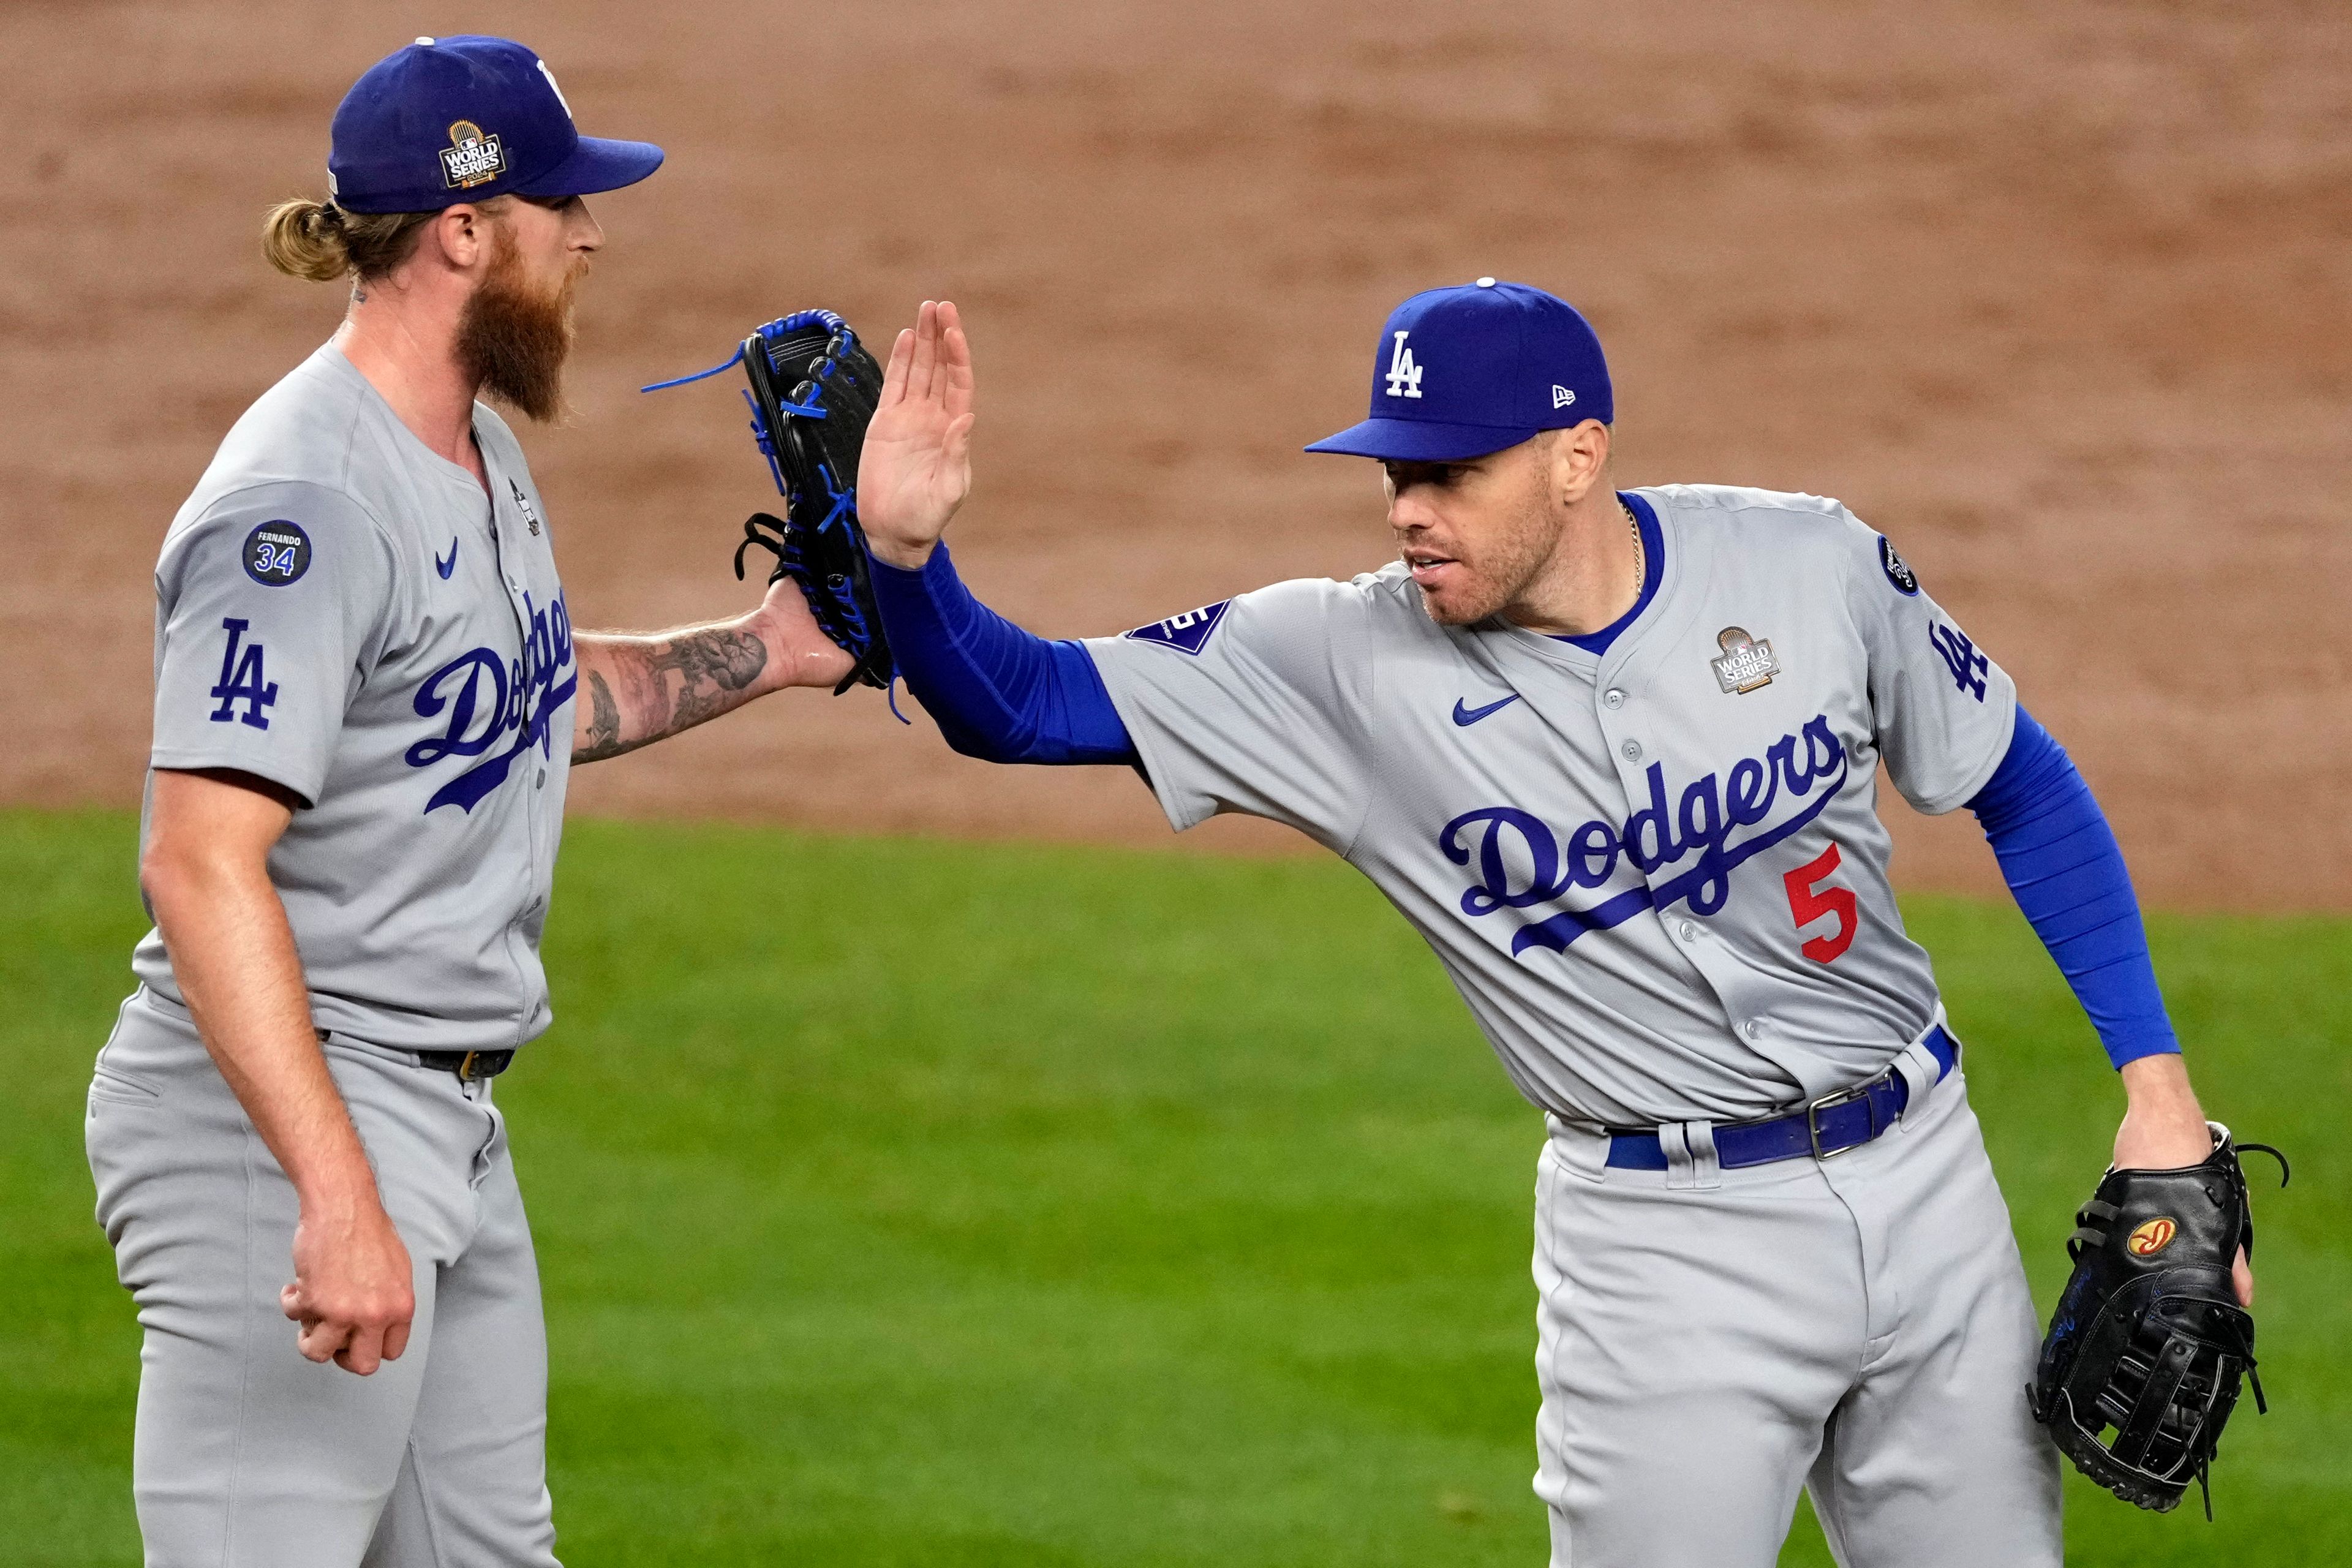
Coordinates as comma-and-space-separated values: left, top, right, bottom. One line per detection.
857, 300, 976, 568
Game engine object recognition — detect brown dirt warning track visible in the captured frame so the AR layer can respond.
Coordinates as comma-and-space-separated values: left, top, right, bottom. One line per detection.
2, 0, 2348, 908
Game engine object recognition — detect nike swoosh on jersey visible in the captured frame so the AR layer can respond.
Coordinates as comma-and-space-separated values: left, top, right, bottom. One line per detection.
435, 539, 459, 580
1452, 694, 1523, 727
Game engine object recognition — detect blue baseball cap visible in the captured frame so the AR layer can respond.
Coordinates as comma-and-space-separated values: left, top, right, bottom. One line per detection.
326, 36, 663, 214
1305, 279, 1613, 462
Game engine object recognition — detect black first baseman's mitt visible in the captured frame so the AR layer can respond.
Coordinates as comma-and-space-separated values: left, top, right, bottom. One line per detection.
2030, 1123, 2288, 1517
643, 311, 894, 697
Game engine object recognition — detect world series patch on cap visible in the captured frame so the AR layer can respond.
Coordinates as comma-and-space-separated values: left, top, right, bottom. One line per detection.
326, 36, 663, 214
1305, 279, 1614, 463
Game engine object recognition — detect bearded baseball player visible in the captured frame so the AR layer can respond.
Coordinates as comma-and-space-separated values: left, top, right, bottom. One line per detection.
840, 293, 2263, 1564
86, 37, 852, 1566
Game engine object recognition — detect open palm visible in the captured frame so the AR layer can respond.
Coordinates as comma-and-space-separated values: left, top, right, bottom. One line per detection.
858, 300, 976, 568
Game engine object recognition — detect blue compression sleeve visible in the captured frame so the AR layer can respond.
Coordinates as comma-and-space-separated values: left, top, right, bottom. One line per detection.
867, 545, 1138, 766
1966, 706, 2179, 1068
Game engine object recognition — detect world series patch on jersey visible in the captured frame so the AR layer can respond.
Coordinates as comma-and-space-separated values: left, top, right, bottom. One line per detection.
1087, 486, 2016, 1128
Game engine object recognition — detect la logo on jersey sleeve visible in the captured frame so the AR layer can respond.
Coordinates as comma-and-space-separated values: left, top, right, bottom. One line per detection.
208, 618, 278, 730
1124, 600, 1231, 655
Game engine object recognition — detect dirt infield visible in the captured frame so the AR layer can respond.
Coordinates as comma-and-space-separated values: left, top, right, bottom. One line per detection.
4, 0, 2346, 908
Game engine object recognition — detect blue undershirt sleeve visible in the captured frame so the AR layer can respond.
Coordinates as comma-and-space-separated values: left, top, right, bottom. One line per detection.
1966, 705, 2180, 1068
867, 544, 1139, 766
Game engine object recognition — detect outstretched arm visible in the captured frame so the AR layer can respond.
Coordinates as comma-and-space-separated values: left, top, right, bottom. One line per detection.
849, 298, 1137, 765
868, 544, 1136, 765
571, 576, 854, 763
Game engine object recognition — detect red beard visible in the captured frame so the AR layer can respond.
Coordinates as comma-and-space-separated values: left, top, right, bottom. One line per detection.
454, 225, 581, 424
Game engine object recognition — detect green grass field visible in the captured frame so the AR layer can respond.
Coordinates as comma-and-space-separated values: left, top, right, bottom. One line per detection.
2, 809, 2344, 1566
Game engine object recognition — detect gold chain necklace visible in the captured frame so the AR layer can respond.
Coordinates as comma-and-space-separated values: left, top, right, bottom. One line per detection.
1621, 499, 1643, 597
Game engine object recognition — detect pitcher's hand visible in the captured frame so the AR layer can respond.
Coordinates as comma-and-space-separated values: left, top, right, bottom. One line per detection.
858, 300, 975, 570
752, 574, 858, 691
281, 1189, 415, 1375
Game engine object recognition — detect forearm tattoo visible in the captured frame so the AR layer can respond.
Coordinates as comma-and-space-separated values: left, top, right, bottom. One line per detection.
579, 669, 624, 761
572, 625, 769, 763
649, 625, 769, 729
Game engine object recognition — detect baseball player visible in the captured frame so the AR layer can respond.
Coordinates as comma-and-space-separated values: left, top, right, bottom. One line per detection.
845, 295, 2251, 1565
85, 37, 851, 1566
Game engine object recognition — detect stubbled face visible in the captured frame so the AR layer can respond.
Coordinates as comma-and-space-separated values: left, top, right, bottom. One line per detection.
1384, 439, 1562, 625
454, 195, 598, 423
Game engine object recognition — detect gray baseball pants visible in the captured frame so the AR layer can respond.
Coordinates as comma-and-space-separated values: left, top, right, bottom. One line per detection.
85, 987, 560, 1568
1532, 1052, 2063, 1567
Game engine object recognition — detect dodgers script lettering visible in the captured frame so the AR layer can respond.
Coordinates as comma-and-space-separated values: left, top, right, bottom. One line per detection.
405, 590, 576, 812
1440, 714, 1851, 956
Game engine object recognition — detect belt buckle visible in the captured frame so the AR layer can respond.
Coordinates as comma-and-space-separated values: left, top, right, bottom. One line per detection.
1806, 1080, 1875, 1161
455, 1050, 478, 1084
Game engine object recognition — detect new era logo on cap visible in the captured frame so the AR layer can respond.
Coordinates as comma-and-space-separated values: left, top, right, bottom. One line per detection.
1305, 279, 1614, 463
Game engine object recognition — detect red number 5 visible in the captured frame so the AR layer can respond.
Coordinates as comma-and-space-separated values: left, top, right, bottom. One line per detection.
1782, 842, 1857, 963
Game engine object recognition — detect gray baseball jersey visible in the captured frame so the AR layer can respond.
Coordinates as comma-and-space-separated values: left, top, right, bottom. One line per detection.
132, 342, 577, 1054
1086, 484, 2016, 1128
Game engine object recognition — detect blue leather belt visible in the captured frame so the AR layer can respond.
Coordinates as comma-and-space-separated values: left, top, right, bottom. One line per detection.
1605, 1026, 1957, 1171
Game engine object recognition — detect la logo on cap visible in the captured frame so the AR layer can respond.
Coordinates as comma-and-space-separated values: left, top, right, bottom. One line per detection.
1384, 330, 1423, 399
1302, 278, 1613, 462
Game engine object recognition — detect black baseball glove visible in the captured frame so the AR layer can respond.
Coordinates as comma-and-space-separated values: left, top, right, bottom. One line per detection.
643, 311, 894, 696
2029, 1123, 2288, 1517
